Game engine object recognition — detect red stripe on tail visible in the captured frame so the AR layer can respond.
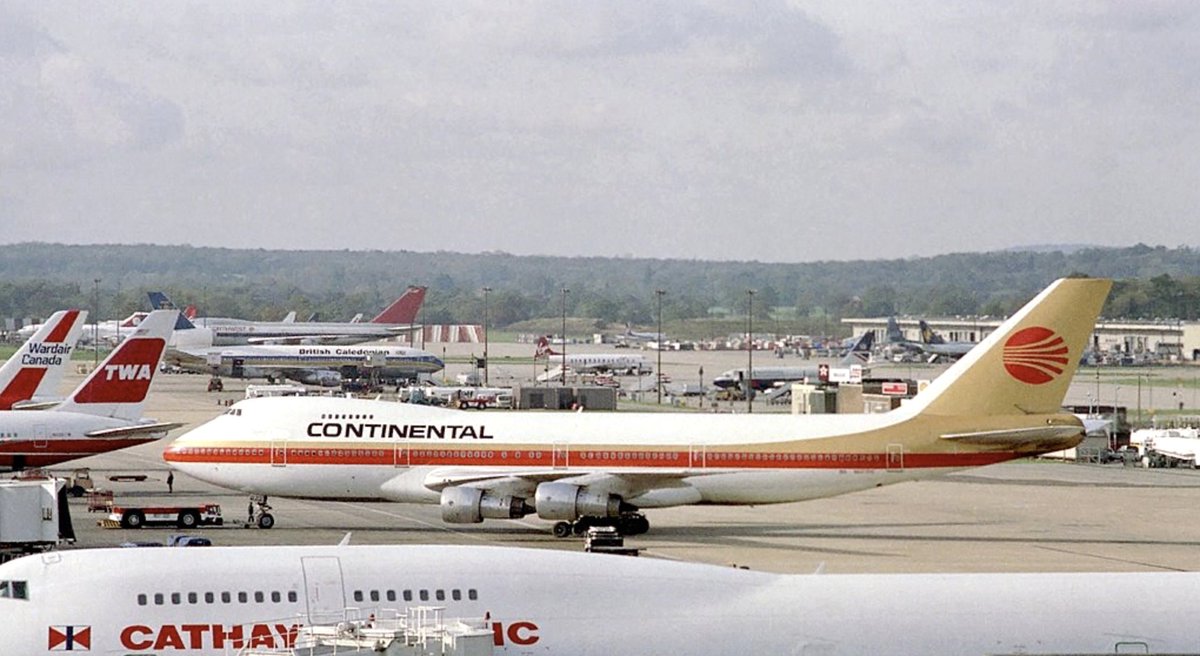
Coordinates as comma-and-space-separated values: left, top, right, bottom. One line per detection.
71, 338, 165, 404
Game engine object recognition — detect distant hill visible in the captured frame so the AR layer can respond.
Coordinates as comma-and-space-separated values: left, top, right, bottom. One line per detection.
1, 242, 1198, 326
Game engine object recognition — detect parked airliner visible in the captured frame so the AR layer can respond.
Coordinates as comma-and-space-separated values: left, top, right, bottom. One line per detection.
711, 331, 874, 391
0, 310, 180, 471
2, 542, 1198, 655
164, 286, 427, 348
533, 335, 650, 375
166, 279, 1109, 536
0, 309, 87, 410
166, 344, 444, 386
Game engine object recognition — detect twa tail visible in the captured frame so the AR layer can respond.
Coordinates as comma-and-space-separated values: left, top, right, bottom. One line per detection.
0, 310, 88, 410
56, 310, 178, 421
371, 286, 427, 324
906, 278, 1111, 417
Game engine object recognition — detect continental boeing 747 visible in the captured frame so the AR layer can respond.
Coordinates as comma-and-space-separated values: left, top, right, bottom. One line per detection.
2, 542, 1199, 655
166, 278, 1109, 537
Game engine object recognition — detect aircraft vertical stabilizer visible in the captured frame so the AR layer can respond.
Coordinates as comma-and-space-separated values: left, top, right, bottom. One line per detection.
0, 309, 88, 409
371, 286, 427, 324
906, 278, 1110, 417
55, 310, 178, 421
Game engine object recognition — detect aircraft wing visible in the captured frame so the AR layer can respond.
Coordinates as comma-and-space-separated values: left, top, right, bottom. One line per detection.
85, 422, 184, 439
423, 468, 712, 500
245, 335, 363, 345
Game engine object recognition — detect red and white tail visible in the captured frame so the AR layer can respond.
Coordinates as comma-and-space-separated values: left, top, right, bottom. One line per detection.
371, 286, 427, 324
55, 309, 178, 421
0, 309, 88, 410
534, 335, 559, 359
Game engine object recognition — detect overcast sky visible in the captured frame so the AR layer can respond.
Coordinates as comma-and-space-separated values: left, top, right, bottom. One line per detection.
2, 2, 1197, 262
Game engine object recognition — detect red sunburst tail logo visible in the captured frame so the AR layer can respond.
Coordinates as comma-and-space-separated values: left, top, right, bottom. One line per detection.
1003, 326, 1069, 385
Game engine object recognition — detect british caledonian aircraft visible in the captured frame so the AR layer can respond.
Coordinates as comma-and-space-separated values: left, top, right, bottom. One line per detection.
165, 344, 445, 387
3, 543, 1199, 655
166, 278, 1109, 537
0, 309, 180, 471
0, 309, 87, 410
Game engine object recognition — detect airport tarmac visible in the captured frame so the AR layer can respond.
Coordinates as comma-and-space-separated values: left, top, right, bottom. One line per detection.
43, 344, 1200, 576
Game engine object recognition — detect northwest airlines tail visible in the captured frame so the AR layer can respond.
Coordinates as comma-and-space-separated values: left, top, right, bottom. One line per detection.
370, 286, 427, 324
0, 309, 87, 410
906, 277, 1110, 417
55, 309, 178, 421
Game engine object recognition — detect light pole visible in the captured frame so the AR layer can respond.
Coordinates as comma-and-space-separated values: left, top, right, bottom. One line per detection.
698, 365, 704, 409
482, 286, 491, 386
655, 289, 665, 404
560, 288, 569, 386
92, 278, 101, 368
746, 289, 756, 414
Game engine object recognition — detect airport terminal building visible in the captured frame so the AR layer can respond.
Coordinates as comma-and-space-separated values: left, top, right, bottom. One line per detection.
843, 317, 1198, 363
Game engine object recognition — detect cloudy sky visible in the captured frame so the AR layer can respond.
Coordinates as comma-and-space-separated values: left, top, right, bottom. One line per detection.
2, 2, 1197, 262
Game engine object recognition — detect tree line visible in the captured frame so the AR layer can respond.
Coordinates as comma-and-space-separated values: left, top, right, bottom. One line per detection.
2, 243, 1200, 331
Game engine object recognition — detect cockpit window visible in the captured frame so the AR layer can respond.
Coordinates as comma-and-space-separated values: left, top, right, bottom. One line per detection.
0, 580, 29, 600
223, 408, 243, 417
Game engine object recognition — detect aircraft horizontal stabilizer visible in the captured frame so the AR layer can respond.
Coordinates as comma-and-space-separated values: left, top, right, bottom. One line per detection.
10, 400, 60, 411
85, 421, 183, 439
939, 423, 1082, 447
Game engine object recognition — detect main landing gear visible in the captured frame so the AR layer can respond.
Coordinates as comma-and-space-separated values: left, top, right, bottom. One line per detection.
552, 513, 650, 539
248, 495, 275, 529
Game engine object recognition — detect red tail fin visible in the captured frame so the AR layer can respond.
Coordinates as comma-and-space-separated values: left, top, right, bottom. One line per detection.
57, 309, 176, 419
371, 286, 427, 324
70, 338, 165, 404
0, 309, 86, 410
534, 335, 558, 359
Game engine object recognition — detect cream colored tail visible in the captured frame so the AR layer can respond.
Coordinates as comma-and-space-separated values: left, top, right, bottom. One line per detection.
905, 278, 1112, 417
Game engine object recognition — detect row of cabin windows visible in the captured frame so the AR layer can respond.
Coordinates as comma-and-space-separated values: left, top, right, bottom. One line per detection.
353, 588, 477, 604
137, 590, 299, 606
320, 414, 376, 420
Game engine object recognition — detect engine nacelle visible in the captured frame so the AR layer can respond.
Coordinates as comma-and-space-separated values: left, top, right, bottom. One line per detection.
296, 370, 342, 387
440, 487, 531, 524
534, 482, 623, 521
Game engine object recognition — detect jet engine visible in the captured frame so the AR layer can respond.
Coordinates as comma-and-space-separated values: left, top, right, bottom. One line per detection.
295, 370, 342, 387
440, 487, 532, 524
533, 482, 627, 521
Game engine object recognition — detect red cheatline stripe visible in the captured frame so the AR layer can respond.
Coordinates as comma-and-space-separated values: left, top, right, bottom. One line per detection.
165, 445, 1021, 470
45, 309, 81, 342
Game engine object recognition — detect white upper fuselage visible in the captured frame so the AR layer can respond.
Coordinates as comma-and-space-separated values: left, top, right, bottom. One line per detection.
2, 544, 1199, 655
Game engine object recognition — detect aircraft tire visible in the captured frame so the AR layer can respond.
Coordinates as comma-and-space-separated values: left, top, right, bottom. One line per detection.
257, 513, 276, 529
552, 522, 573, 539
